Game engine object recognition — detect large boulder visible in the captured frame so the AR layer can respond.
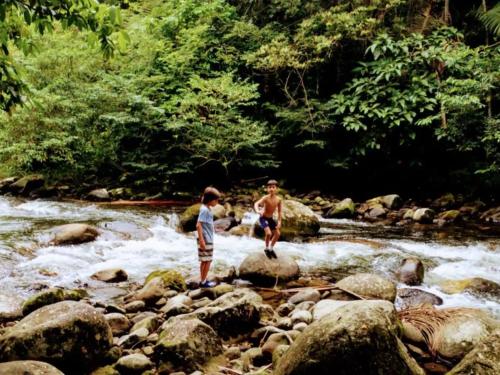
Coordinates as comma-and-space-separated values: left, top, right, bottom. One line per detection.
0, 360, 64, 375
184, 289, 262, 337
412, 208, 435, 223
0, 301, 113, 372
326, 198, 355, 219
439, 278, 500, 299
396, 258, 424, 286
336, 273, 397, 302
239, 252, 300, 285
144, 269, 186, 291
274, 300, 424, 375
312, 300, 353, 321
21, 288, 88, 316
254, 199, 320, 240
154, 318, 222, 372
51, 224, 99, 245
8, 175, 44, 196
179, 203, 225, 232
447, 329, 500, 375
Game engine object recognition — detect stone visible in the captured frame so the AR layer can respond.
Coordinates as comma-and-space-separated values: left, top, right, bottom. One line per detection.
91, 268, 128, 283
87, 188, 110, 201
336, 273, 397, 302
0, 177, 18, 193
312, 300, 352, 321
437, 210, 461, 224
293, 322, 308, 331
8, 175, 44, 196
239, 252, 300, 286
179, 203, 225, 232
225, 346, 241, 360
397, 288, 443, 309
124, 301, 145, 313
242, 347, 267, 371
276, 317, 293, 330
0, 360, 64, 375
380, 194, 403, 209
287, 289, 321, 305
154, 318, 222, 372
229, 224, 253, 236
90, 365, 120, 375
104, 313, 131, 335
115, 353, 154, 374
432, 193, 456, 209
0, 301, 112, 372
276, 303, 295, 317
366, 206, 387, 219
21, 288, 88, 316
403, 209, 415, 220
326, 198, 355, 219
480, 206, 500, 224
275, 301, 424, 375
439, 278, 500, 298
412, 208, 435, 223
144, 269, 186, 292
51, 223, 99, 245
447, 329, 500, 375
290, 310, 313, 325
397, 258, 424, 286
130, 316, 159, 334
262, 333, 291, 357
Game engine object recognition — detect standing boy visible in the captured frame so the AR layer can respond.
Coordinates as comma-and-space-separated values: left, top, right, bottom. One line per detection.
196, 186, 221, 287
254, 179, 282, 259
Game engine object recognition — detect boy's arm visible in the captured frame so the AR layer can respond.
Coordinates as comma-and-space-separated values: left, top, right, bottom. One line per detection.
196, 221, 206, 250
254, 196, 265, 214
277, 199, 282, 228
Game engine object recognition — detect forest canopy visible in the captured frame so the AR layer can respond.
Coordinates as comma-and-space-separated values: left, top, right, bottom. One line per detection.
0, 0, 498, 198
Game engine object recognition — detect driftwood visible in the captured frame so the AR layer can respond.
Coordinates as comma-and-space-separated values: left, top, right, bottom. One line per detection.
256, 284, 366, 300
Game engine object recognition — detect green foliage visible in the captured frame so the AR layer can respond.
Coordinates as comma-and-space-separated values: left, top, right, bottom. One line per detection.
478, 3, 500, 37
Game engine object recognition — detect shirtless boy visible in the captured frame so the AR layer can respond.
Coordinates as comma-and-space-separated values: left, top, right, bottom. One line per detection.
254, 179, 282, 259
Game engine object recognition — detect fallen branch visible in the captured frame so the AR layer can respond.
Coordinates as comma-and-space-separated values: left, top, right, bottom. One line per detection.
98, 200, 193, 207
218, 366, 243, 375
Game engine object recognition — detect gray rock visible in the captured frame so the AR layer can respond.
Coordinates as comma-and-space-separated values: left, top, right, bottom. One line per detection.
239, 252, 300, 286
51, 223, 99, 245
412, 208, 435, 223
91, 268, 128, 283
124, 301, 145, 313
397, 288, 442, 309
179, 203, 225, 232
0, 360, 64, 375
336, 273, 397, 302
276, 303, 295, 317
21, 288, 88, 316
115, 353, 153, 374
274, 300, 424, 375
293, 322, 308, 332
87, 188, 110, 201
326, 198, 355, 219
397, 258, 424, 286
105, 313, 131, 335
130, 316, 159, 334
8, 175, 44, 196
312, 300, 352, 321
288, 289, 321, 305
290, 310, 313, 325
154, 318, 222, 372
0, 301, 112, 372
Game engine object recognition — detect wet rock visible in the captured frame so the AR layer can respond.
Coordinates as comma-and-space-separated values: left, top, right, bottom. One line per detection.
432, 193, 456, 209
381, 194, 403, 209
99, 221, 152, 240
239, 252, 300, 285
439, 278, 500, 298
326, 198, 355, 219
51, 223, 99, 245
115, 353, 154, 374
0, 360, 64, 375
87, 188, 110, 201
397, 258, 424, 286
91, 268, 128, 283
105, 313, 131, 335
397, 288, 443, 308
21, 288, 88, 316
459, 201, 485, 217
288, 288, 321, 305
9, 175, 44, 196
412, 208, 435, 223
274, 300, 424, 375
336, 273, 397, 302
154, 318, 222, 372
179, 203, 225, 232
228, 224, 253, 236
312, 300, 352, 321
0, 301, 112, 371
447, 329, 500, 375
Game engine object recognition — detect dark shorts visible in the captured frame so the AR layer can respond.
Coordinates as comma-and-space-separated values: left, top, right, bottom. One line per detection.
259, 216, 277, 231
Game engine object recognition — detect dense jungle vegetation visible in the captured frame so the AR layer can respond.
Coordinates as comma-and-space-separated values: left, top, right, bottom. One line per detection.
0, 0, 499, 198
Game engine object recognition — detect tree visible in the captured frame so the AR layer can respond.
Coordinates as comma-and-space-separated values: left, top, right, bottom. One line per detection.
0, 0, 124, 111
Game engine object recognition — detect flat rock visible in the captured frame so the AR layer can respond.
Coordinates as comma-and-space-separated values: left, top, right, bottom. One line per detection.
239, 252, 300, 285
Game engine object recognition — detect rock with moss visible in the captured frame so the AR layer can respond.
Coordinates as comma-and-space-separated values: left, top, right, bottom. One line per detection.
239, 252, 300, 286
145, 269, 186, 291
0, 301, 113, 372
154, 318, 222, 372
51, 223, 99, 245
89, 365, 120, 375
447, 329, 500, 375
179, 203, 226, 232
432, 193, 456, 209
115, 353, 154, 374
275, 300, 424, 375
396, 258, 424, 286
439, 278, 500, 299
336, 273, 397, 302
412, 208, 435, 223
21, 288, 88, 316
8, 175, 44, 196
366, 194, 402, 210
326, 198, 355, 219
0, 360, 64, 375
181, 288, 262, 338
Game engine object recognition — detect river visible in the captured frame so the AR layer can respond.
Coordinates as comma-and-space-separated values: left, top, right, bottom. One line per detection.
0, 196, 499, 317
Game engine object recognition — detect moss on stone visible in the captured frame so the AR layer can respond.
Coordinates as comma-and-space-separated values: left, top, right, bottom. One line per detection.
145, 269, 186, 292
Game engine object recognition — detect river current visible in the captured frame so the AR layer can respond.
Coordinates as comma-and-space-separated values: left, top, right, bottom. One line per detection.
0, 196, 499, 317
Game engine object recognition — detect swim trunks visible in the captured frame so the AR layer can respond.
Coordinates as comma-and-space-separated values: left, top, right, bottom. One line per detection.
259, 216, 277, 230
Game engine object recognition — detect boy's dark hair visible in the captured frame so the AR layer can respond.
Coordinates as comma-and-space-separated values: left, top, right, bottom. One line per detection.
267, 179, 278, 186
202, 186, 221, 204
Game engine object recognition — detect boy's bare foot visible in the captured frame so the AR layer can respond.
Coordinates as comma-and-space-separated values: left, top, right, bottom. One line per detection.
264, 249, 273, 259
269, 249, 278, 259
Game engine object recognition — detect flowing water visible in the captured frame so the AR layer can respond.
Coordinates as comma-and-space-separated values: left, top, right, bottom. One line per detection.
0, 196, 499, 317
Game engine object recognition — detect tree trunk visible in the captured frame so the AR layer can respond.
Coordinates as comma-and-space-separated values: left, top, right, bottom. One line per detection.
482, 0, 492, 118
442, 0, 451, 25
420, 1, 433, 33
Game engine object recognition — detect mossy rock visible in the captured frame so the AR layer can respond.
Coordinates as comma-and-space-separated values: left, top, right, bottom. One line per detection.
0, 360, 64, 375
90, 365, 120, 375
22, 288, 88, 316
326, 198, 355, 218
179, 203, 225, 232
145, 269, 186, 292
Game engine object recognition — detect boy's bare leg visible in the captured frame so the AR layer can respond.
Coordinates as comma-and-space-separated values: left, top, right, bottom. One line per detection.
264, 227, 272, 249
270, 229, 280, 248
200, 261, 211, 282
